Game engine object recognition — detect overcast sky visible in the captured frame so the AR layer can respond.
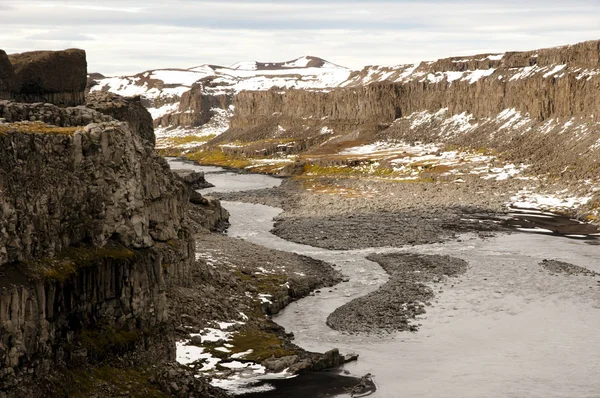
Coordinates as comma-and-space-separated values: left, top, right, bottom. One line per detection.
1, 0, 599, 75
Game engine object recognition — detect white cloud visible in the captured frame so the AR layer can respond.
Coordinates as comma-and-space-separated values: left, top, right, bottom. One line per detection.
1, 0, 599, 74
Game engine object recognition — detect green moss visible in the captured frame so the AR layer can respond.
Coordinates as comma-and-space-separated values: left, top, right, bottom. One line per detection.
156, 147, 186, 157
303, 163, 400, 177
66, 366, 168, 398
186, 148, 253, 169
79, 326, 141, 358
165, 134, 217, 146
0, 121, 80, 135
230, 327, 295, 362
24, 245, 135, 281
236, 270, 288, 297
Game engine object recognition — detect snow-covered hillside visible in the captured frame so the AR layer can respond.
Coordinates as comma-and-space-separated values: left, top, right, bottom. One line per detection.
88, 55, 352, 144
90, 55, 350, 114
88, 42, 600, 152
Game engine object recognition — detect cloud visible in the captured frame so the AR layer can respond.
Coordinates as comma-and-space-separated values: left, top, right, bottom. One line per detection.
26, 31, 95, 41
1, 0, 599, 74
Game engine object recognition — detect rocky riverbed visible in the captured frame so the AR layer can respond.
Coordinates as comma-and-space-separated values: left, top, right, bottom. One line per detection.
180, 158, 600, 398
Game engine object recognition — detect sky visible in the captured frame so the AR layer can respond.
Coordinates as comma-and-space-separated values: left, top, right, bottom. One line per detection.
1, 0, 600, 75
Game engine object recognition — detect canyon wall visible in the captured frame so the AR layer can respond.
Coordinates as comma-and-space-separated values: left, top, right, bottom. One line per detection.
0, 102, 196, 390
0, 105, 189, 264
229, 40, 600, 135
155, 82, 232, 129
219, 40, 600, 181
0, 47, 208, 393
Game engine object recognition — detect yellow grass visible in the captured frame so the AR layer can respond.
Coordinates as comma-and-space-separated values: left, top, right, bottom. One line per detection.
0, 121, 80, 135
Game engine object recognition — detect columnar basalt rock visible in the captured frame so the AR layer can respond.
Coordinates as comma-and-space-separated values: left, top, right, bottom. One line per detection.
0, 247, 173, 390
0, 51, 18, 100
220, 40, 600, 184
222, 84, 401, 142
5, 49, 87, 106
0, 119, 189, 264
0, 107, 195, 391
156, 82, 232, 129
86, 91, 156, 146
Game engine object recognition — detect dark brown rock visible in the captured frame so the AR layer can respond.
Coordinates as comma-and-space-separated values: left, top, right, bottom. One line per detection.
8, 48, 87, 106
86, 91, 156, 146
156, 81, 232, 129
0, 50, 18, 99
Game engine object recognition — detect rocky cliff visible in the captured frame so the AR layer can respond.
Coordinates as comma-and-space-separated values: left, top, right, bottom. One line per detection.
154, 82, 232, 130
212, 41, 600, 190
7, 49, 87, 106
0, 100, 199, 392
229, 40, 600, 131
0, 52, 17, 101
0, 47, 231, 395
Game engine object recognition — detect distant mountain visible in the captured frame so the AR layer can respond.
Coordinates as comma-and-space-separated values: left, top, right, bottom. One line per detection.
88, 56, 354, 142
228, 55, 344, 71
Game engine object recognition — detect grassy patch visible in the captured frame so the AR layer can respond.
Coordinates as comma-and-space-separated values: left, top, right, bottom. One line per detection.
23, 245, 135, 281
237, 270, 288, 296
156, 147, 185, 157
303, 163, 401, 178
230, 327, 295, 362
221, 138, 297, 148
0, 121, 80, 135
164, 134, 216, 147
79, 326, 141, 358
186, 148, 253, 169
65, 366, 167, 398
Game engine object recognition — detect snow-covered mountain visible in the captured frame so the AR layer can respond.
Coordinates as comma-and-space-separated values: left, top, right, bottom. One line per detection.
90, 56, 351, 115
88, 56, 354, 144
88, 43, 600, 152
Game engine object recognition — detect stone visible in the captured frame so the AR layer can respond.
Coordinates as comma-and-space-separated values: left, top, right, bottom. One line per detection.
263, 355, 299, 373
8, 49, 87, 106
0, 50, 18, 99
86, 91, 156, 146
0, 99, 196, 390
172, 169, 214, 190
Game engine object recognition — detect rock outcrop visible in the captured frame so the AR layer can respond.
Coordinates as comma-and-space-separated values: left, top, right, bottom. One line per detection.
223, 84, 400, 141
155, 82, 232, 129
213, 40, 600, 184
0, 106, 195, 391
0, 48, 233, 397
0, 51, 17, 100
228, 40, 600, 136
2, 49, 87, 106
86, 91, 156, 146
0, 115, 189, 264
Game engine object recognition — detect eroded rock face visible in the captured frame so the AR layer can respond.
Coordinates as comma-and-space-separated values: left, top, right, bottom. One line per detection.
0, 51, 18, 100
86, 91, 156, 146
0, 247, 173, 390
221, 40, 600, 184
227, 84, 400, 139
0, 119, 188, 264
0, 100, 111, 125
0, 104, 196, 390
156, 82, 232, 129
6, 49, 87, 106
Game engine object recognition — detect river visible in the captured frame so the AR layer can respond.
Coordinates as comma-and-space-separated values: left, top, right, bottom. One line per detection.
168, 159, 600, 398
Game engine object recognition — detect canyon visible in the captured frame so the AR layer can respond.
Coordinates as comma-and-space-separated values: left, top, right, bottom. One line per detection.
1, 38, 599, 398
0, 50, 354, 397
90, 40, 600, 221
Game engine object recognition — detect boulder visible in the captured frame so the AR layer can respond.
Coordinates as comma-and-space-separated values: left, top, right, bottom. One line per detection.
0, 50, 18, 99
172, 169, 214, 190
8, 48, 87, 106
